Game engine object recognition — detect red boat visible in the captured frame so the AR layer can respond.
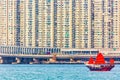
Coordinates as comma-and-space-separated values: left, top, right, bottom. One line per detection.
85, 53, 115, 71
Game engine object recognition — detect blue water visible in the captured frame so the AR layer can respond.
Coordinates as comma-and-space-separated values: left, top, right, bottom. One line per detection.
0, 64, 119, 80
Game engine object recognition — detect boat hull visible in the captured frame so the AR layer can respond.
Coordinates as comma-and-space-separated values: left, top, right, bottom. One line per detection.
86, 64, 114, 71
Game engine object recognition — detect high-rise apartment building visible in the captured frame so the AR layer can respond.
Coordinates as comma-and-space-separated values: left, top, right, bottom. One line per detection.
0, 0, 17, 46
0, 0, 120, 49
91, 0, 120, 48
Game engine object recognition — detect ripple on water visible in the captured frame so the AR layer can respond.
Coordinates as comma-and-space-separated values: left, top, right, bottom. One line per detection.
0, 64, 119, 80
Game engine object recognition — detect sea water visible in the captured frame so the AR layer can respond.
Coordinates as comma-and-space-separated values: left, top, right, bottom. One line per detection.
0, 64, 119, 80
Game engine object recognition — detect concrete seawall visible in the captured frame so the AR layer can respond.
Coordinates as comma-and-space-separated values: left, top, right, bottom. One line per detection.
0, 54, 120, 64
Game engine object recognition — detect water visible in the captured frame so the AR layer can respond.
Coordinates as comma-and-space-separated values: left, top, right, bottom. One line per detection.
0, 64, 119, 80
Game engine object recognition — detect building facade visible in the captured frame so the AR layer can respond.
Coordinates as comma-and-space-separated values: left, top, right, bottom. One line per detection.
0, 0, 120, 50
92, 0, 120, 49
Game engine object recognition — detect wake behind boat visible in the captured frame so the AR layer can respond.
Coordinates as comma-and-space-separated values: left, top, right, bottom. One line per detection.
85, 53, 115, 71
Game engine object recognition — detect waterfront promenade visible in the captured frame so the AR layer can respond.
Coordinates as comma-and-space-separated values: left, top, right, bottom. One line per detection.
0, 53, 120, 64
0, 46, 120, 64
